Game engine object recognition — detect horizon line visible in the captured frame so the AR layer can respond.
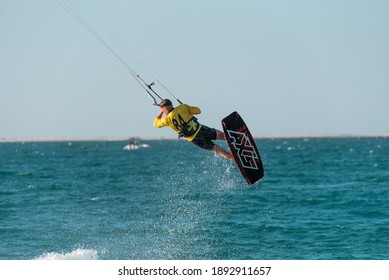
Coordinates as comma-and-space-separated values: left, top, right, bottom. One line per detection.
1, 133, 389, 143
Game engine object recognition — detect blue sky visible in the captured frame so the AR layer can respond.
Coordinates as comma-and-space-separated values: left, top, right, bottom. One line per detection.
1, 0, 388, 139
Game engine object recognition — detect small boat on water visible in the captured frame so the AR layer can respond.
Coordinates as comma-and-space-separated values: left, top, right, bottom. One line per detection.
123, 138, 150, 150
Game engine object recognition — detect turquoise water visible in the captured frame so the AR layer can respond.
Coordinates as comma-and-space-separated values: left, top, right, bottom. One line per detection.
1, 137, 388, 260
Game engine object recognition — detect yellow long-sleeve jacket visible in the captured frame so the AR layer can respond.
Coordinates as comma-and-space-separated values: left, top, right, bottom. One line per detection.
153, 104, 202, 142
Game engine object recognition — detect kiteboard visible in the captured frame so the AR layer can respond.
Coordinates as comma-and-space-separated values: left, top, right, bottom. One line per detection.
222, 111, 264, 186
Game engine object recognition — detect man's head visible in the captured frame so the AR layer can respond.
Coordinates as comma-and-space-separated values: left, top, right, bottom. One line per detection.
159, 99, 172, 108
159, 99, 173, 113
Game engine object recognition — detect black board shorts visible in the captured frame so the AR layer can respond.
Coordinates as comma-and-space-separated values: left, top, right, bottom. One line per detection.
191, 125, 217, 151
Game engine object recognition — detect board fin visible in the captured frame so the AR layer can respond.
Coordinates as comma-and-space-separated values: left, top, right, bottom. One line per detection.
222, 111, 264, 186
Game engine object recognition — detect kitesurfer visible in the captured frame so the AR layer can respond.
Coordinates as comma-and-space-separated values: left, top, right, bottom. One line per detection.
154, 99, 233, 160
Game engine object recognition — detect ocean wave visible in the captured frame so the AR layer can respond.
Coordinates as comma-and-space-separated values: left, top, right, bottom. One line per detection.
35, 249, 99, 260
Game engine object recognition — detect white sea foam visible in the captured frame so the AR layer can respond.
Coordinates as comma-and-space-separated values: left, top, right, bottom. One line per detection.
35, 249, 99, 260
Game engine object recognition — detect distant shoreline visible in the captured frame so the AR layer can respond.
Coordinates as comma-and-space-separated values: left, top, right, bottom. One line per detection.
1, 133, 388, 143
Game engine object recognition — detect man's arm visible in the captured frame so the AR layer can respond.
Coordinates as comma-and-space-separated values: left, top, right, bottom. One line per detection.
153, 108, 165, 128
156, 108, 164, 119
188, 106, 201, 115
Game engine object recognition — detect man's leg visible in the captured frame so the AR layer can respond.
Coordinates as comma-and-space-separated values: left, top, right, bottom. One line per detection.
215, 130, 226, 140
214, 145, 233, 160
213, 130, 233, 160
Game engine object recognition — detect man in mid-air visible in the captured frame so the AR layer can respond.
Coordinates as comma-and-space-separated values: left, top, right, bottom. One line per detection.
153, 99, 233, 160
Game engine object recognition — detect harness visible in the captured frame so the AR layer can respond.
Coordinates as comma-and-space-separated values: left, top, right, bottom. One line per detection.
176, 116, 200, 139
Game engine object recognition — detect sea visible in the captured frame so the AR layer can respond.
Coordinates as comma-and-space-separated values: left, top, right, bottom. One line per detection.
1, 137, 388, 260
